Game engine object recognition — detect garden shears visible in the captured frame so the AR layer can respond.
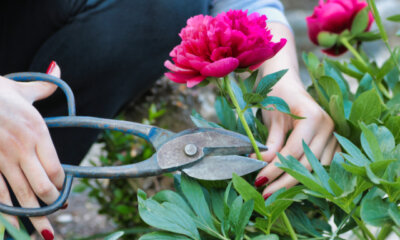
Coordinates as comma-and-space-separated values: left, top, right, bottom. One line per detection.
0, 72, 267, 217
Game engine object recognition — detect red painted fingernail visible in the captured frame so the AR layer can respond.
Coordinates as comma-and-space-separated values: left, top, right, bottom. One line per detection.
61, 203, 68, 210
41, 229, 54, 240
254, 176, 269, 187
263, 193, 272, 200
46, 61, 56, 74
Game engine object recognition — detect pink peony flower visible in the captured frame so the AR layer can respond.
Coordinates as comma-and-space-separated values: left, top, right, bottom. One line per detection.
306, 0, 374, 56
164, 10, 287, 88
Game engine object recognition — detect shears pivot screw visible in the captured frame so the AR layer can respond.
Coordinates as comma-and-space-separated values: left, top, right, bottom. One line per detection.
184, 144, 197, 157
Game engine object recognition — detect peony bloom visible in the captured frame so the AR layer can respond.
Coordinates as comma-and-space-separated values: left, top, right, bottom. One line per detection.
306, 0, 374, 56
164, 10, 287, 88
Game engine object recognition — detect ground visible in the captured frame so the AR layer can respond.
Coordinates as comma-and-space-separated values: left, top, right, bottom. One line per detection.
31, 0, 400, 239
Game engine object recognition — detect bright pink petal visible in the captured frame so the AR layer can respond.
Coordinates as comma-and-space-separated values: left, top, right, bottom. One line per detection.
164, 60, 197, 74
318, 3, 352, 33
165, 72, 199, 84
187, 76, 207, 88
306, 16, 322, 45
200, 57, 239, 77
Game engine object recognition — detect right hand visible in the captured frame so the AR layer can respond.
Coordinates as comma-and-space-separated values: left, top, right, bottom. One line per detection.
0, 62, 64, 240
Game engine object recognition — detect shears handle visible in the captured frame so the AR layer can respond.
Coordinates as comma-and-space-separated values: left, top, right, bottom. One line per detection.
0, 73, 170, 217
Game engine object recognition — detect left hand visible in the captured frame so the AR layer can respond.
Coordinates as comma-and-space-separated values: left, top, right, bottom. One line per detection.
252, 72, 340, 199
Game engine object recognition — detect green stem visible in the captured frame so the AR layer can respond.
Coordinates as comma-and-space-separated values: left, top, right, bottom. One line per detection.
353, 216, 377, 240
366, 0, 400, 72
282, 212, 298, 240
377, 224, 392, 240
341, 37, 391, 99
223, 76, 263, 160
340, 37, 368, 68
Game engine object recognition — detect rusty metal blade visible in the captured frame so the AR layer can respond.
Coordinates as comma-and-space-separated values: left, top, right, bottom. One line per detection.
182, 155, 267, 180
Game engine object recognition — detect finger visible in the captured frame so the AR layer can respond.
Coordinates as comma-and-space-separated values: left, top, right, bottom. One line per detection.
0, 173, 19, 228
255, 119, 318, 185
3, 167, 54, 238
260, 121, 287, 162
35, 124, 65, 190
262, 129, 332, 196
16, 61, 60, 103
320, 135, 337, 166
20, 155, 60, 205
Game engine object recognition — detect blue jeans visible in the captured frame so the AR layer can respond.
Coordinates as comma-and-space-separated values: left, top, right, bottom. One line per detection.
1, 0, 209, 235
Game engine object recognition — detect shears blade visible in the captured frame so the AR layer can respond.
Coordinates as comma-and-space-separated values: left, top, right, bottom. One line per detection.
182, 155, 267, 180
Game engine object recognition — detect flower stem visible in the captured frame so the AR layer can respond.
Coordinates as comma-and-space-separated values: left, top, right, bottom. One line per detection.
223, 76, 263, 161
366, 0, 400, 72
377, 224, 392, 240
353, 216, 377, 240
340, 37, 368, 68
340, 37, 391, 99
282, 212, 298, 240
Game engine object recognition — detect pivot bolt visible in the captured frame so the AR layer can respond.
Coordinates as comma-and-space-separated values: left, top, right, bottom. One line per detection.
184, 144, 197, 156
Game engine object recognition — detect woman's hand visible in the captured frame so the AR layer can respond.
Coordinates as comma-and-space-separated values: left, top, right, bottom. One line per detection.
253, 71, 339, 199
0, 62, 63, 240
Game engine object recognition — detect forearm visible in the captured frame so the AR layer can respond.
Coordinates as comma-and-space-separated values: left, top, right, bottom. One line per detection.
259, 22, 304, 91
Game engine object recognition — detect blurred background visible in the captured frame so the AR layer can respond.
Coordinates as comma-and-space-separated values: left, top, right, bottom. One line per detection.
33, 0, 400, 239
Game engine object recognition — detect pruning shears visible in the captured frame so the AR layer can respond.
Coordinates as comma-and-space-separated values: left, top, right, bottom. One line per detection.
0, 72, 267, 217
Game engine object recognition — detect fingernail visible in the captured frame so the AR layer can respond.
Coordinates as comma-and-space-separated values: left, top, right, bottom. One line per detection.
263, 193, 272, 200
61, 203, 68, 210
41, 229, 54, 240
254, 176, 269, 187
46, 61, 56, 74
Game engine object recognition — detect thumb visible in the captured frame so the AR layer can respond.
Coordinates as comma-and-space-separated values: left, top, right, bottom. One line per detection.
18, 61, 60, 103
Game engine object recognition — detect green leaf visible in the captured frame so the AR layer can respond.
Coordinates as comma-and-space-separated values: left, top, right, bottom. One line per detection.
139, 232, 191, 240
230, 79, 256, 131
138, 189, 200, 239
360, 189, 392, 227
243, 70, 259, 92
356, 31, 381, 41
287, 207, 322, 237
235, 199, 254, 240
302, 141, 333, 194
0, 215, 30, 240
191, 110, 222, 128
351, 8, 369, 35
215, 96, 237, 130
252, 234, 279, 240
389, 203, 400, 226
317, 32, 338, 48
276, 154, 331, 196
355, 73, 373, 97
244, 93, 264, 104
232, 173, 268, 216
334, 133, 370, 166
360, 123, 384, 161
329, 95, 350, 136
387, 14, 400, 22
329, 154, 355, 195
73, 183, 87, 193
180, 174, 217, 233
386, 116, 400, 143
153, 190, 193, 217
209, 189, 225, 222
319, 76, 342, 99
256, 69, 288, 95
261, 96, 303, 119
349, 89, 381, 125
105, 231, 124, 240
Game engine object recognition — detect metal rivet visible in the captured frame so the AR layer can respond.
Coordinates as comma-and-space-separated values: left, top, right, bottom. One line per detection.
184, 144, 197, 157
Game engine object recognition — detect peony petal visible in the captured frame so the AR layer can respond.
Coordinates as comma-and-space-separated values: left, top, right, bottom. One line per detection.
187, 76, 207, 88
306, 16, 322, 45
165, 72, 199, 84
318, 3, 352, 33
164, 60, 197, 74
322, 45, 348, 56
210, 47, 232, 61
200, 57, 239, 77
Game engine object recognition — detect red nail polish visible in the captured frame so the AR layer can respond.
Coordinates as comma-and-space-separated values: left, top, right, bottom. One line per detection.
46, 61, 56, 74
263, 193, 272, 200
61, 203, 68, 210
254, 176, 269, 187
41, 229, 54, 240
